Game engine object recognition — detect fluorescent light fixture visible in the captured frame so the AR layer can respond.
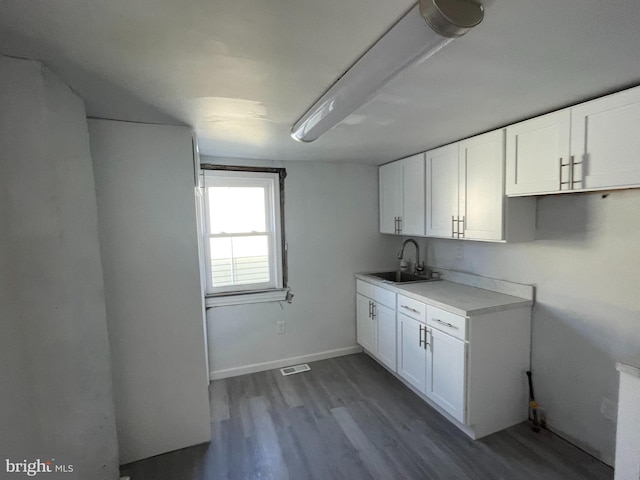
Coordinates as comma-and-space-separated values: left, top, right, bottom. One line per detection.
290, 0, 484, 143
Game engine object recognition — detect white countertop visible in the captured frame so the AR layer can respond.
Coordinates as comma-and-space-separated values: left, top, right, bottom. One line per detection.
356, 273, 533, 317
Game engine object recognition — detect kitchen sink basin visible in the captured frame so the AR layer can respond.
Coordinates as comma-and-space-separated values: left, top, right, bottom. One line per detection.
365, 271, 440, 284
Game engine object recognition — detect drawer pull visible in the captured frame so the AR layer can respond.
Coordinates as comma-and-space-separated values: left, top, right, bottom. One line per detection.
434, 318, 458, 329
401, 305, 419, 314
559, 157, 572, 189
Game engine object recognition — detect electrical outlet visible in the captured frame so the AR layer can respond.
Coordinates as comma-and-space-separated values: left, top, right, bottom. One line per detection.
455, 245, 464, 260
277, 320, 286, 335
600, 397, 618, 422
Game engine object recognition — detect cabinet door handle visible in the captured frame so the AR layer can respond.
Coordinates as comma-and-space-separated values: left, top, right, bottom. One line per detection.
559, 157, 571, 189
559, 157, 563, 188
401, 305, 419, 313
570, 155, 583, 189
426, 328, 431, 348
398, 216, 402, 234
371, 303, 376, 320
433, 318, 457, 329
569, 155, 574, 190
368, 301, 372, 318
421, 327, 430, 349
419, 325, 425, 348
452, 216, 465, 238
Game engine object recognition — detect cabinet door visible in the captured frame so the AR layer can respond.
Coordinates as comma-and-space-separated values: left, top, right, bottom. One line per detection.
571, 86, 640, 190
396, 313, 427, 394
458, 130, 505, 241
375, 303, 396, 372
505, 110, 571, 196
426, 143, 459, 238
401, 154, 425, 236
426, 328, 466, 423
356, 294, 376, 353
379, 162, 403, 234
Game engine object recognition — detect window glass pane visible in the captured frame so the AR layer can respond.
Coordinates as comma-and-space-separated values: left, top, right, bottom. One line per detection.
209, 236, 270, 287
208, 186, 266, 234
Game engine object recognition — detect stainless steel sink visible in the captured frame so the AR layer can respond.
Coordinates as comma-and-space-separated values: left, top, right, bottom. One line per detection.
365, 271, 440, 284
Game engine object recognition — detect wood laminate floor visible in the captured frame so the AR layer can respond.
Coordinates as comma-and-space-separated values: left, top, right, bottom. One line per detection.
121, 353, 613, 480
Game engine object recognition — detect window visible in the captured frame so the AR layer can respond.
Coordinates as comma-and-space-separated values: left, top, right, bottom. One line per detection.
201, 166, 287, 305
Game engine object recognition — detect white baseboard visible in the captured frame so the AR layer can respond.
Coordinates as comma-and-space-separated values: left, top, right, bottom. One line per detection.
209, 345, 363, 380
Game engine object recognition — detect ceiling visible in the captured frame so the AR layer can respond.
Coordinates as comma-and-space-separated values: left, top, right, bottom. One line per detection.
1, 0, 639, 164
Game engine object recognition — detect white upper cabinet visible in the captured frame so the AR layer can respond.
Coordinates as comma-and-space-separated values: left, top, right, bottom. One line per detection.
426, 129, 533, 242
571, 87, 640, 190
379, 153, 425, 235
425, 144, 459, 238
507, 85, 640, 196
382, 130, 535, 242
459, 130, 506, 241
379, 162, 403, 234
402, 154, 426, 235
505, 110, 571, 196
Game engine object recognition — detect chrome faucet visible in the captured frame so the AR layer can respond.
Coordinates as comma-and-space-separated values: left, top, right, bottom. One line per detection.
397, 238, 424, 275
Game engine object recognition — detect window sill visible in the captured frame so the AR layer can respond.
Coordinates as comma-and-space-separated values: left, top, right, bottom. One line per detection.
205, 288, 289, 308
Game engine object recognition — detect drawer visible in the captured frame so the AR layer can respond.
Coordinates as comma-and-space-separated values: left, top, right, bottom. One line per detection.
357, 280, 396, 309
356, 279, 375, 299
374, 285, 396, 309
426, 305, 467, 340
397, 294, 426, 322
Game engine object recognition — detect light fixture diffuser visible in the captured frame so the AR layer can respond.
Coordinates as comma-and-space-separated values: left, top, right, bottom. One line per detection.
290, 0, 484, 143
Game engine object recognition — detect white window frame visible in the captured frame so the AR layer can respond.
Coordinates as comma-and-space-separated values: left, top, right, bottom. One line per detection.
200, 167, 287, 306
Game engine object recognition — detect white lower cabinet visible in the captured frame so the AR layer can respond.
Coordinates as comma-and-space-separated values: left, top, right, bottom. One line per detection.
427, 327, 466, 423
397, 313, 427, 393
375, 303, 397, 371
356, 281, 396, 371
356, 293, 377, 354
356, 277, 532, 440
397, 309, 466, 424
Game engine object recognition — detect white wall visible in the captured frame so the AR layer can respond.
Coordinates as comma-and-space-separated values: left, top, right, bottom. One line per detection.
0, 55, 119, 477
90, 119, 211, 464
201, 157, 400, 378
425, 189, 640, 465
